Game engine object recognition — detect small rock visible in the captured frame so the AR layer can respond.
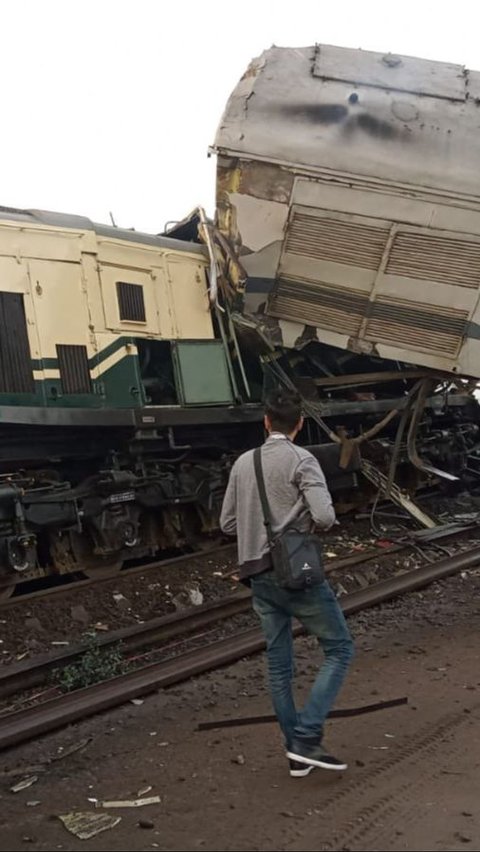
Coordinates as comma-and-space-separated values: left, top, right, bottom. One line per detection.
25, 638, 43, 652
232, 754, 245, 765
355, 759, 365, 767
455, 833, 472, 843
139, 819, 155, 830
280, 810, 295, 818
462, 811, 473, 817
113, 593, 130, 609
187, 585, 204, 607
24, 617, 43, 633
70, 605, 90, 625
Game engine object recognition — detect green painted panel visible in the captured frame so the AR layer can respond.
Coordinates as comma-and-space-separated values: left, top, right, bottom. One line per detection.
100, 354, 145, 408
172, 341, 233, 406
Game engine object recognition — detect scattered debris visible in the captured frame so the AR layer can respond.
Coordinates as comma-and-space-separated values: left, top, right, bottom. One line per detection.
137, 786, 153, 797
138, 819, 155, 829
97, 796, 161, 809
130, 699, 144, 706
232, 754, 245, 765
11, 776, 38, 793
51, 641, 69, 646
113, 593, 130, 609
26, 801, 41, 807
71, 605, 90, 625
187, 585, 204, 606
24, 617, 43, 633
52, 738, 92, 763
58, 812, 121, 840
94, 622, 109, 632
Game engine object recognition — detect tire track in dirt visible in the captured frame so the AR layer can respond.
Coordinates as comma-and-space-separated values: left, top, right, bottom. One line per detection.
285, 701, 479, 851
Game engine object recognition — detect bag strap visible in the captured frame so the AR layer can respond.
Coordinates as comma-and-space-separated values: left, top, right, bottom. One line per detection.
253, 447, 274, 546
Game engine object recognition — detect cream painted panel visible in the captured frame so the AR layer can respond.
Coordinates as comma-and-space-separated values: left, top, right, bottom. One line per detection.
0, 224, 83, 262
166, 258, 213, 339
29, 260, 92, 358
99, 264, 159, 335
151, 265, 176, 338
0, 257, 41, 359
376, 274, 477, 311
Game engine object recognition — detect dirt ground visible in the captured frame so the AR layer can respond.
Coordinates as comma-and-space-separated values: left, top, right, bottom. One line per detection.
0, 570, 479, 852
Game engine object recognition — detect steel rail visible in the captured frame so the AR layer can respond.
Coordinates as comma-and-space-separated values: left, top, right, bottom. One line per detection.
0, 544, 479, 751
0, 543, 236, 610
0, 521, 475, 700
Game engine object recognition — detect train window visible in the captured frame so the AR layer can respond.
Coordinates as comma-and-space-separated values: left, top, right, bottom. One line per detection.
0, 292, 34, 394
116, 282, 146, 323
57, 344, 92, 394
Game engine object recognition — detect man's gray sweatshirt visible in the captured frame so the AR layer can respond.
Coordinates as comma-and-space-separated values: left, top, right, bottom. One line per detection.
220, 433, 336, 581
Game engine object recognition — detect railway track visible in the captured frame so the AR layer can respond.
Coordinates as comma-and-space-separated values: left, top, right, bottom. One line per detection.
0, 519, 474, 700
0, 539, 479, 752
0, 542, 236, 609
0, 517, 473, 611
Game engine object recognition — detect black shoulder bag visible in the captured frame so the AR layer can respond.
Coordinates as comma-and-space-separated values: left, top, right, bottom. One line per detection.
253, 447, 325, 591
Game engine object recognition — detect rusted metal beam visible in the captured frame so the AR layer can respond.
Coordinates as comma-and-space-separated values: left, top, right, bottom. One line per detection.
197, 696, 408, 731
361, 459, 437, 528
312, 369, 438, 387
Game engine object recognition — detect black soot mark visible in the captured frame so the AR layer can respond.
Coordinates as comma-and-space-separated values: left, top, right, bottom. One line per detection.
281, 103, 348, 124
353, 113, 397, 140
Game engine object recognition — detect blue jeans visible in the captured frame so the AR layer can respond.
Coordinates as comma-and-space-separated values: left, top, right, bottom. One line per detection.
251, 570, 354, 748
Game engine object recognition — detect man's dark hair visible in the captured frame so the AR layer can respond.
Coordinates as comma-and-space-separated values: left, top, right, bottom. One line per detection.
264, 388, 303, 434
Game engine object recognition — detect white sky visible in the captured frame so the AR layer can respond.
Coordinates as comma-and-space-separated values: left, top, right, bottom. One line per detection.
2, 0, 479, 234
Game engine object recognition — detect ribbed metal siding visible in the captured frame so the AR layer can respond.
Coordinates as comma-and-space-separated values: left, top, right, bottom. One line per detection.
269, 276, 368, 335
285, 213, 389, 270
0, 292, 34, 393
386, 232, 480, 288
57, 345, 92, 394
365, 297, 468, 356
116, 281, 146, 322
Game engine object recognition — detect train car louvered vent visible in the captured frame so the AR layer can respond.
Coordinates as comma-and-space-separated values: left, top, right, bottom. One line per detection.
116, 281, 146, 322
365, 297, 468, 356
0, 292, 34, 394
268, 276, 368, 335
57, 345, 91, 394
386, 232, 480, 288
285, 213, 389, 270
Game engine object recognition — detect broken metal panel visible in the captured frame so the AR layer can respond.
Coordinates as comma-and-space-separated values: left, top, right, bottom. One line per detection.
213, 44, 480, 378
214, 46, 480, 197
312, 44, 467, 101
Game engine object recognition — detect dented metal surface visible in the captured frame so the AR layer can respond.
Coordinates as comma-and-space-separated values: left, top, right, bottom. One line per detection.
212, 44, 480, 378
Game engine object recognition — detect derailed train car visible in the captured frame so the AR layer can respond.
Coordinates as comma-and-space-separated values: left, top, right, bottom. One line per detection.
0, 208, 266, 594
211, 43, 480, 501
2, 44, 480, 594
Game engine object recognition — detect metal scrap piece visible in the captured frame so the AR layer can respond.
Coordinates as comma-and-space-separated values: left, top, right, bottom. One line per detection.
58, 812, 121, 840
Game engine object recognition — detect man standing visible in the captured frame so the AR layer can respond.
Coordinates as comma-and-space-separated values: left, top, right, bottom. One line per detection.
220, 389, 354, 777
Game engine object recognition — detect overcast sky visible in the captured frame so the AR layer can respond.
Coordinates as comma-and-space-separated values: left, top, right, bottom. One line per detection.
2, 0, 479, 234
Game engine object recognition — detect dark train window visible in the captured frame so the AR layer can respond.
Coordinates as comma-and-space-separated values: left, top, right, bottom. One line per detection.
116, 282, 146, 322
57, 344, 92, 394
0, 292, 34, 394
